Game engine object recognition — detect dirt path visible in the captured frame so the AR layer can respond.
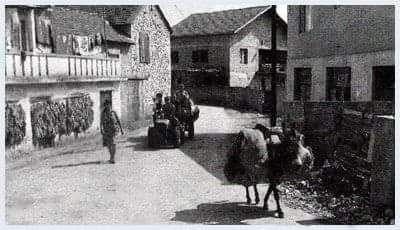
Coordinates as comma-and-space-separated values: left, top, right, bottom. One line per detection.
6, 106, 321, 225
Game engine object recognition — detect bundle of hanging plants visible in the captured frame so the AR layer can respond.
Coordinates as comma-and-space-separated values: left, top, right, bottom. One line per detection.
5, 102, 26, 147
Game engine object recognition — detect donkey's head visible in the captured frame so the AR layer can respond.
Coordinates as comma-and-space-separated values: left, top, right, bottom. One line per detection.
280, 128, 314, 174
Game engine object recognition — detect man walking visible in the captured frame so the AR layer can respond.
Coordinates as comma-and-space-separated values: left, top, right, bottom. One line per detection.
100, 100, 123, 164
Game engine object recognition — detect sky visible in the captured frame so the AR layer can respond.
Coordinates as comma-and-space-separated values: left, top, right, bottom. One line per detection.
159, 2, 287, 26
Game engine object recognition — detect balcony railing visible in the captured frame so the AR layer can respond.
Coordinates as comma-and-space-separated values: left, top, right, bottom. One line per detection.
5, 52, 122, 83
258, 63, 286, 74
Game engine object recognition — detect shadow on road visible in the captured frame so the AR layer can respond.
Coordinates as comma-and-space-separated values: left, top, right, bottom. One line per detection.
178, 133, 236, 183
171, 201, 281, 225
126, 135, 177, 151
125, 132, 236, 182
296, 219, 326, 225
51, 160, 108, 169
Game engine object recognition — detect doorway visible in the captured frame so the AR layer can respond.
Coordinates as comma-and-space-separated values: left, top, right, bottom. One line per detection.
372, 66, 394, 101
100, 90, 112, 112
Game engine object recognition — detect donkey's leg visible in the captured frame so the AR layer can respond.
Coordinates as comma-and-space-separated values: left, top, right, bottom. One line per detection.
245, 186, 252, 204
254, 184, 260, 204
273, 185, 284, 218
263, 184, 274, 211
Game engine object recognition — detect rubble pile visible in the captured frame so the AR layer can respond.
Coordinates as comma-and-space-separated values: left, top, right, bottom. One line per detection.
280, 161, 395, 224
5, 103, 26, 147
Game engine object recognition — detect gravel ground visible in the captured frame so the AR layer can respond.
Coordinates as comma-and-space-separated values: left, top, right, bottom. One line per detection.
6, 105, 321, 225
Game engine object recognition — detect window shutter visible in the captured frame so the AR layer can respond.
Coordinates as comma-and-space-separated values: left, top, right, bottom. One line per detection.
139, 32, 150, 64
139, 32, 144, 63
144, 33, 150, 63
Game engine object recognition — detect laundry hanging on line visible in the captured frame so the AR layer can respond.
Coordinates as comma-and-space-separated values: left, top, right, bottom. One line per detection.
72, 33, 103, 55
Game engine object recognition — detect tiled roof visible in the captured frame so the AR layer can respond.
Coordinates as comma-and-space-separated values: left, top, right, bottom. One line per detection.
62, 5, 172, 32
63, 5, 142, 25
51, 7, 134, 44
172, 6, 272, 37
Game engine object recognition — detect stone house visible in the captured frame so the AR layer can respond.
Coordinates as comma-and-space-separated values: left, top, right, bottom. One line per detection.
171, 6, 287, 113
286, 5, 394, 102
5, 5, 172, 148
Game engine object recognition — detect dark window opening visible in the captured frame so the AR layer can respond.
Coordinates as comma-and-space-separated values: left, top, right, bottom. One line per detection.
294, 68, 312, 101
100, 90, 113, 111
171, 51, 179, 64
20, 19, 27, 51
326, 67, 351, 101
240, 48, 248, 64
373, 66, 394, 101
192, 50, 208, 63
139, 32, 150, 64
299, 6, 306, 33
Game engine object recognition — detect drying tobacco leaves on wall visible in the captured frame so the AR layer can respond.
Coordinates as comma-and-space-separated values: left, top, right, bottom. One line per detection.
5, 103, 26, 147
66, 95, 94, 136
31, 94, 94, 147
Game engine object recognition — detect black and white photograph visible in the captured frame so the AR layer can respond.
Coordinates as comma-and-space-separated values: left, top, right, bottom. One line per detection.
2, 0, 397, 227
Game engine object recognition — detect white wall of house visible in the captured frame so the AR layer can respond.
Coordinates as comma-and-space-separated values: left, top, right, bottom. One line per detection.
229, 13, 287, 87
286, 50, 394, 101
6, 81, 122, 148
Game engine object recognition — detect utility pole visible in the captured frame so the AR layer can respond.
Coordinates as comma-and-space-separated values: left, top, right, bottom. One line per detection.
270, 5, 278, 127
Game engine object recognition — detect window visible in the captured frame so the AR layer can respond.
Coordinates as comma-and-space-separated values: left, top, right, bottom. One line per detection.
192, 50, 208, 63
240, 49, 248, 64
171, 51, 179, 64
294, 68, 312, 101
299, 5, 313, 33
139, 32, 150, 63
326, 67, 351, 101
373, 66, 394, 101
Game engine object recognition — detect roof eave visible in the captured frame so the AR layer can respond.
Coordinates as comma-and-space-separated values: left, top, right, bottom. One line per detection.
155, 5, 173, 34
107, 39, 134, 44
171, 32, 234, 39
233, 5, 272, 34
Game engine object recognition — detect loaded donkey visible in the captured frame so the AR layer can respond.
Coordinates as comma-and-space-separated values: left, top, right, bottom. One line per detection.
224, 123, 314, 218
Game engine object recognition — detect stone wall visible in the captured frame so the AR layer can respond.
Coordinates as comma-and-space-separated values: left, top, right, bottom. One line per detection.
370, 115, 395, 209
127, 6, 171, 119
283, 101, 395, 208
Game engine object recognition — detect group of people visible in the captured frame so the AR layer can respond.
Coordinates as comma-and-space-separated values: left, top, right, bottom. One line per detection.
153, 84, 191, 122
100, 84, 191, 164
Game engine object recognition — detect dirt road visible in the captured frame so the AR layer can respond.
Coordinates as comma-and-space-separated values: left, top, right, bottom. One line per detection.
6, 106, 321, 225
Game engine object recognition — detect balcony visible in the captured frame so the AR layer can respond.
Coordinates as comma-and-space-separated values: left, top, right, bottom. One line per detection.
5, 52, 122, 84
